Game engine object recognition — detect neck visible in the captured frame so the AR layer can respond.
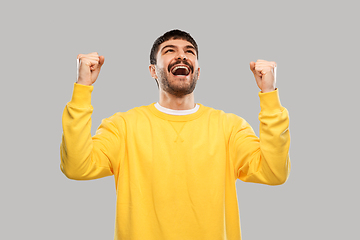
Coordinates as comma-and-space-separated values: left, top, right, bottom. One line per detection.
158, 90, 195, 110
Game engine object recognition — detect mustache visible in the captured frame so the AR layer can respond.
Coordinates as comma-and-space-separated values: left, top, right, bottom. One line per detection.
168, 60, 194, 73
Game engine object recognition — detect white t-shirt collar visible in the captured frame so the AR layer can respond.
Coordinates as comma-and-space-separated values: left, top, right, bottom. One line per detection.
154, 102, 200, 116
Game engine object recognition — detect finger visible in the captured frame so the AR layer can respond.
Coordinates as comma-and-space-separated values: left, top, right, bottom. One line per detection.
77, 53, 100, 61
82, 59, 100, 67
254, 63, 267, 75
254, 61, 276, 75
90, 56, 104, 70
255, 60, 276, 68
83, 56, 100, 62
78, 58, 100, 68
88, 52, 99, 57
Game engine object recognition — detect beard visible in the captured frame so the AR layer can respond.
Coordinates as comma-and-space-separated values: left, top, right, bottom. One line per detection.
156, 64, 199, 97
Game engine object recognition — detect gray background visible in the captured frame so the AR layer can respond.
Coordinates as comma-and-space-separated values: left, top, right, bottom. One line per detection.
1, 0, 359, 239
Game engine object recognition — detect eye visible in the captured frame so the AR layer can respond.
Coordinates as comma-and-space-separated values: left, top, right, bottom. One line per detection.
187, 50, 195, 55
165, 49, 174, 53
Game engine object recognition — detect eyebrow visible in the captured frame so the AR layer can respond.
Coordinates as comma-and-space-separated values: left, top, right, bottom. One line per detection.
161, 44, 196, 53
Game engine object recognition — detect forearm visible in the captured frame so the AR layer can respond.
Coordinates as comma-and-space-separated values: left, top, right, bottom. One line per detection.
257, 89, 291, 185
60, 83, 113, 180
235, 89, 290, 185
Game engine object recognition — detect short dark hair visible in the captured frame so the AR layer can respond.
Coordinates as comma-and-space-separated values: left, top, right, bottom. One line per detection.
150, 29, 198, 65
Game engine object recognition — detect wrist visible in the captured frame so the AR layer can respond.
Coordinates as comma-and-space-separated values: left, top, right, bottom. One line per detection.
261, 87, 276, 93
76, 80, 93, 86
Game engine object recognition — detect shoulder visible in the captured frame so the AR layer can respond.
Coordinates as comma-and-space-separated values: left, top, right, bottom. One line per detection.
97, 104, 154, 134
199, 105, 253, 138
199, 105, 251, 133
106, 103, 155, 122
200, 104, 245, 123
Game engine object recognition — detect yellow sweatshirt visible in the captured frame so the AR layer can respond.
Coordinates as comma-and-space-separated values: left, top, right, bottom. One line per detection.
61, 83, 290, 240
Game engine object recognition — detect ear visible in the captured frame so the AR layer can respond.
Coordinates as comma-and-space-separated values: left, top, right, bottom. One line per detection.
149, 65, 158, 79
197, 67, 201, 80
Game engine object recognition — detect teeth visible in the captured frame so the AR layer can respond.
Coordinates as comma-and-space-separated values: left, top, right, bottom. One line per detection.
172, 65, 190, 74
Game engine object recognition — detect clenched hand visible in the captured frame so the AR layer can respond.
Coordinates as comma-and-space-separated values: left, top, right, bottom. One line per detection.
77, 52, 105, 86
250, 60, 277, 93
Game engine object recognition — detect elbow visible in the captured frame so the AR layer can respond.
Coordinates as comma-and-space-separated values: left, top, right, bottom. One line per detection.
270, 174, 289, 186
263, 172, 289, 186
60, 147, 79, 180
270, 165, 291, 186
269, 155, 291, 186
60, 164, 82, 180
60, 149, 87, 180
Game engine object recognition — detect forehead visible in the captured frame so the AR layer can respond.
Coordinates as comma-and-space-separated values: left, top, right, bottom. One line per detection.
158, 38, 195, 51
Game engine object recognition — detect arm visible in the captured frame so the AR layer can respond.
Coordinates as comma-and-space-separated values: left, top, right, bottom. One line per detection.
232, 60, 290, 185
231, 89, 290, 185
60, 53, 119, 180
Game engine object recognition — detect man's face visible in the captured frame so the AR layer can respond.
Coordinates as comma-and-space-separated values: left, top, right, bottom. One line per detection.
150, 39, 200, 97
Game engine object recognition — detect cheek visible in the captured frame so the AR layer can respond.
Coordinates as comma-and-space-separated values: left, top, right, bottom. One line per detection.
158, 55, 172, 66
156, 67, 168, 78
190, 58, 199, 67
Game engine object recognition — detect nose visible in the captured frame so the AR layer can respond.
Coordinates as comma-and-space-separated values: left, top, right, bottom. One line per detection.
176, 51, 187, 60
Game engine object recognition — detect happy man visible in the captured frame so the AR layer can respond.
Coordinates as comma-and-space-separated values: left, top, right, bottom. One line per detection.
61, 29, 290, 240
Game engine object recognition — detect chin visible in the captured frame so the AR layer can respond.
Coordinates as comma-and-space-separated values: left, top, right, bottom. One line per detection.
166, 81, 197, 97
158, 69, 199, 96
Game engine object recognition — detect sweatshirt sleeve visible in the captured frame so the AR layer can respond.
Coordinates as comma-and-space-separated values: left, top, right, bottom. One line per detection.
231, 89, 291, 185
60, 83, 119, 180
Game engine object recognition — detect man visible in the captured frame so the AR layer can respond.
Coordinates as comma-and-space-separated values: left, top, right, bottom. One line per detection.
61, 29, 290, 240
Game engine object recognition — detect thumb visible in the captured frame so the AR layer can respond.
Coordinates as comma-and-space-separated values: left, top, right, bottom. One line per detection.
99, 55, 105, 67
249, 61, 256, 74
249, 61, 262, 88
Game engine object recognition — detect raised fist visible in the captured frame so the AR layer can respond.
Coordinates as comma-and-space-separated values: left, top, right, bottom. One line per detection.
77, 52, 105, 86
250, 60, 277, 93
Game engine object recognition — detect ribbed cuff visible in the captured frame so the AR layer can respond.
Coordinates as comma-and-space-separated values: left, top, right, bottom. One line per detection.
69, 83, 94, 108
258, 88, 283, 113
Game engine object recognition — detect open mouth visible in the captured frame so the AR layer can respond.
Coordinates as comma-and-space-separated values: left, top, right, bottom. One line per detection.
170, 65, 191, 76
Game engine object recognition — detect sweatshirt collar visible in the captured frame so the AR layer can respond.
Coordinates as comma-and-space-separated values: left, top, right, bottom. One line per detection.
154, 102, 200, 116
149, 103, 206, 122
